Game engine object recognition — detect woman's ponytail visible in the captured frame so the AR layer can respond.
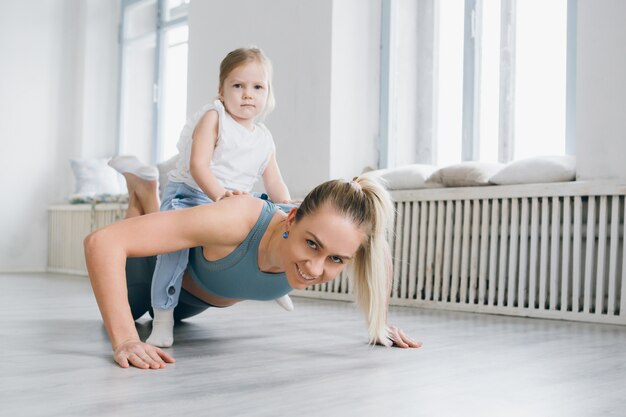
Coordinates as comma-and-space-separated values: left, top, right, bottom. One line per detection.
350, 175, 394, 344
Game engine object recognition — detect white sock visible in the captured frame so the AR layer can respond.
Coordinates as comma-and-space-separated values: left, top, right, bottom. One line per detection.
275, 294, 294, 312
108, 155, 158, 181
146, 309, 175, 347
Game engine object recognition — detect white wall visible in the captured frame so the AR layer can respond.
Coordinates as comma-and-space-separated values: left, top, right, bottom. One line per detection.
575, 0, 626, 180
0, 0, 118, 271
330, 0, 381, 178
187, 0, 380, 197
187, 0, 333, 197
2, 0, 626, 271
74, 0, 120, 158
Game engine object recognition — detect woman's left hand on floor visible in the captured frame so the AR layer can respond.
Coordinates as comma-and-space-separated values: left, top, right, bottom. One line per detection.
380, 324, 422, 348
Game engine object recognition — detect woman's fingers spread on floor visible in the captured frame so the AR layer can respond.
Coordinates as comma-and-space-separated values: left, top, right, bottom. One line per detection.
387, 325, 422, 349
115, 355, 130, 368
112, 341, 173, 369
391, 328, 409, 348
128, 352, 150, 369
155, 347, 176, 363
139, 353, 160, 369
147, 350, 167, 368
398, 328, 422, 348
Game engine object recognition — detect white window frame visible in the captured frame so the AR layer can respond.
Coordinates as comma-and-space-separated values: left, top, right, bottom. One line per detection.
379, 0, 577, 168
116, 0, 189, 164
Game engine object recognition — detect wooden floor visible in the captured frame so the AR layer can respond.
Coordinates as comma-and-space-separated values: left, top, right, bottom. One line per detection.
2, 272, 626, 417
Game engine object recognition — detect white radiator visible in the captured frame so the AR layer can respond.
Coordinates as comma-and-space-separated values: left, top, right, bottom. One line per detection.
294, 181, 626, 325
47, 204, 127, 275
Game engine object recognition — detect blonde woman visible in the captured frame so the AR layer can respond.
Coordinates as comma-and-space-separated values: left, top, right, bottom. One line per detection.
85, 173, 421, 369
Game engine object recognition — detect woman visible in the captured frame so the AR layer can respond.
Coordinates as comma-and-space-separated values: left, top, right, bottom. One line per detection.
84, 172, 421, 369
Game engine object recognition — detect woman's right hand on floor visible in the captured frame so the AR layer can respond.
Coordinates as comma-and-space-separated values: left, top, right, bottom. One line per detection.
113, 339, 175, 369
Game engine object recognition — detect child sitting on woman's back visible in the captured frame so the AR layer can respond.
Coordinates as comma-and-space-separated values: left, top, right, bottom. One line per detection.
109, 47, 294, 347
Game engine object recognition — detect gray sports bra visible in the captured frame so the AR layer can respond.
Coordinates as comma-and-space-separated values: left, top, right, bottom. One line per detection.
187, 200, 293, 300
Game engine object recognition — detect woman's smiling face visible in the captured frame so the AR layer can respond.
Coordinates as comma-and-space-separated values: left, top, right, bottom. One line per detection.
281, 203, 366, 290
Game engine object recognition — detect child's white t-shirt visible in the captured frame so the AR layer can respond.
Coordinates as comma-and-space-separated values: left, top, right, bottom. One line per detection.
168, 100, 275, 192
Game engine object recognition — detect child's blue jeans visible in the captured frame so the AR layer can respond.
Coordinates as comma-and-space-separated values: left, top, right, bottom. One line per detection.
150, 181, 212, 310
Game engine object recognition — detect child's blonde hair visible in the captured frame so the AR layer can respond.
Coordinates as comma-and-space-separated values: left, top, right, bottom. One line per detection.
218, 47, 275, 121
295, 176, 395, 345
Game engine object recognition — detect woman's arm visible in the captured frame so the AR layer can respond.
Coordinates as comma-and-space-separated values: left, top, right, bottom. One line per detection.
189, 110, 232, 201
85, 224, 175, 368
84, 196, 261, 367
262, 152, 291, 203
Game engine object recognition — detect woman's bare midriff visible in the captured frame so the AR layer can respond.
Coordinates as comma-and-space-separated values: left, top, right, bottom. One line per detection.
181, 271, 241, 307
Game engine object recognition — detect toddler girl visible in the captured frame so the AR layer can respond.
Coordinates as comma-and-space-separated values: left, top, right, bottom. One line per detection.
109, 47, 293, 347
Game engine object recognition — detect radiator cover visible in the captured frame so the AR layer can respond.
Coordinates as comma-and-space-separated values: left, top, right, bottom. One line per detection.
47, 204, 127, 275
294, 181, 626, 325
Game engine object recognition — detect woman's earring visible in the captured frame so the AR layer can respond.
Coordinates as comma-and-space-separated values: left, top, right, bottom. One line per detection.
282, 231, 289, 239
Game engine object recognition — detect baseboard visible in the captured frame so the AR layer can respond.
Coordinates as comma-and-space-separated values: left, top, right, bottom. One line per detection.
47, 268, 88, 276
0, 268, 48, 274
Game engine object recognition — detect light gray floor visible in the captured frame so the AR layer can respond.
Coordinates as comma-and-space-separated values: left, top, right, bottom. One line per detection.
2, 272, 626, 417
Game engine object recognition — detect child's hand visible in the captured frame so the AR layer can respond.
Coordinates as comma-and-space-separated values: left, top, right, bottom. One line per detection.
281, 199, 302, 204
217, 190, 248, 201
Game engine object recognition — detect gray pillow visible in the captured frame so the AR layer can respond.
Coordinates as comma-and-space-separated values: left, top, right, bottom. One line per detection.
427, 162, 504, 187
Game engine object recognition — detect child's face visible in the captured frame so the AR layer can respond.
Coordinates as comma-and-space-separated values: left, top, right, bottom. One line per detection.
219, 61, 269, 129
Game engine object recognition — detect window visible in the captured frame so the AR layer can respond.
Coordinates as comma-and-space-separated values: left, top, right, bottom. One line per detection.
117, 0, 190, 164
379, 0, 576, 168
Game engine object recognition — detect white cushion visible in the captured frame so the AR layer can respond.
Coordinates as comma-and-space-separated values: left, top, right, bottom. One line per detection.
489, 155, 576, 185
428, 162, 504, 187
364, 164, 438, 190
69, 157, 123, 200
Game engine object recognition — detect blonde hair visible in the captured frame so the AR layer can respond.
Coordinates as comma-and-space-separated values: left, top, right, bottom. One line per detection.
295, 176, 395, 345
218, 47, 275, 121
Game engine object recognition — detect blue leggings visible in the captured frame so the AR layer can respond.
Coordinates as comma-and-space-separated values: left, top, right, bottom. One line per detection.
126, 256, 212, 321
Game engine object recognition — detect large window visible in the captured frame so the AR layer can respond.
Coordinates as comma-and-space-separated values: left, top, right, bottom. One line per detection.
118, 0, 190, 164
379, 0, 575, 168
